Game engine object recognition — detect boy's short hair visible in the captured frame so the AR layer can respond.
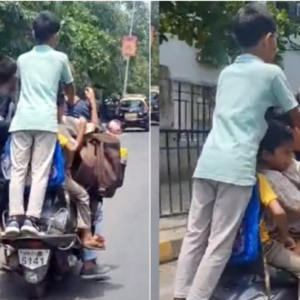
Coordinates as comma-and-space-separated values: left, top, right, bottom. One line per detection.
232, 3, 276, 48
33, 11, 60, 43
258, 120, 294, 157
0, 55, 17, 85
265, 107, 293, 127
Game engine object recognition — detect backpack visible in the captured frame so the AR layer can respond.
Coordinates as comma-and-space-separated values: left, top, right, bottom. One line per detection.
229, 183, 261, 264
74, 132, 124, 198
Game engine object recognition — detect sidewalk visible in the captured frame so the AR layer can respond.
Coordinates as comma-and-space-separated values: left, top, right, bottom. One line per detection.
159, 215, 186, 264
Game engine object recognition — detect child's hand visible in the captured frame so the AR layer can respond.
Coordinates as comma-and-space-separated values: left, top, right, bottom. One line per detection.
284, 236, 296, 250
85, 87, 95, 102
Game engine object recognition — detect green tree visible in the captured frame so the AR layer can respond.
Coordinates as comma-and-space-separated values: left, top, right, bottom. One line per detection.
160, 1, 300, 67
0, 1, 149, 95
151, 2, 159, 86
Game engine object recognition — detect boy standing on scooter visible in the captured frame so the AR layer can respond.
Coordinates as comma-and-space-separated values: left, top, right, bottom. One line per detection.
174, 3, 300, 300
5, 11, 75, 237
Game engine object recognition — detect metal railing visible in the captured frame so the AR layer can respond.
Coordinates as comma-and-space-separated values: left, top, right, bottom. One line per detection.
159, 81, 216, 218
173, 80, 215, 131
160, 129, 210, 217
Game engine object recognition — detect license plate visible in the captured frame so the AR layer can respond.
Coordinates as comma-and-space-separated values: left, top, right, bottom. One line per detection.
18, 249, 50, 270
125, 113, 137, 121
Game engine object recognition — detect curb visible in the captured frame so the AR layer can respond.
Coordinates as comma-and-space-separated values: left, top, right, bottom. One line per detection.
159, 237, 183, 264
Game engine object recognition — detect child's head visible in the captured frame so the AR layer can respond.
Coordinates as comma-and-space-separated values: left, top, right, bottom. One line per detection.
258, 120, 294, 171
265, 106, 300, 152
32, 11, 60, 47
0, 55, 17, 95
232, 3, 277, 63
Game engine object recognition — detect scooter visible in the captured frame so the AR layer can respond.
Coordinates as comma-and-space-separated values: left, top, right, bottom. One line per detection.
0, 119, 124, 298
0, 188, 82, 299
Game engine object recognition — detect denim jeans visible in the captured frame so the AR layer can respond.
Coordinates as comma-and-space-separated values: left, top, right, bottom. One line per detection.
82, 201, 103, 262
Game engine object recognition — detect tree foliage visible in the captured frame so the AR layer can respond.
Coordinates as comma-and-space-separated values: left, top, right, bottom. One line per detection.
160, 1, 300, 67
0, 1, 149, 95
151, 1, 159, 86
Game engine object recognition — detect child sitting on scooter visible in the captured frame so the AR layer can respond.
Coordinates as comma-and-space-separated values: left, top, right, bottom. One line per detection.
57, 94, 104, 249
258, 120, 300, 279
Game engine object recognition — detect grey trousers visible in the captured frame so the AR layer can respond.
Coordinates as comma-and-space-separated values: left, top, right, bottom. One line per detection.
174, 179, 252, 300
64, 176, 91, 229
264, 240, 300, 300
9, 131, 56, 218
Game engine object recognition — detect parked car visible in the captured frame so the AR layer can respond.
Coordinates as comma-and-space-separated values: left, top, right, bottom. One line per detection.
150, 86, 159, 123
103, 98, 119, 121
116, 94, 149, 131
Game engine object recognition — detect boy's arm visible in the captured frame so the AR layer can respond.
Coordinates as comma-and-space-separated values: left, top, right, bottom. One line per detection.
85, 87, 99, 125
57, 133, 76, 174
289, 107, 300, 131
271, 70, 300, 129
65, 83, 75, 106
60, 54, 75, 106
57, 133, 77, 152
267, 200, 290, 245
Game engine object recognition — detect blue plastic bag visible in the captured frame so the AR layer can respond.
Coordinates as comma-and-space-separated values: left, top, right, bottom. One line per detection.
1, 137, 65, 188
229, 183, 261, 264
48, 141, 65, 187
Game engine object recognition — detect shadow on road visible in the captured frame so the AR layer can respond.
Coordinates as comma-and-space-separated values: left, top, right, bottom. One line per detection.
0, 264, 123, 300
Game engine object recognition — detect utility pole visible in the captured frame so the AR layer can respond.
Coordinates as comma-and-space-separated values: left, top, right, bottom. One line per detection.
122, 1, 136, 96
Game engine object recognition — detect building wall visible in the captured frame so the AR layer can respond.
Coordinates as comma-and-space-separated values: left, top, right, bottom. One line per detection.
159, 38, 221, 86
282, 50, 300, 92
160, 37, 300, 92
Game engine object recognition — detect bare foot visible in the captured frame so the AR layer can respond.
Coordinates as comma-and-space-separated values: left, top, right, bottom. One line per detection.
80, 229, 104, 249
93, 235, 105, 247
82, 236, 105, 249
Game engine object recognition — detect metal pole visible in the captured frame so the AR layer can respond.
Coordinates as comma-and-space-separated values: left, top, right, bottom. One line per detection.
123, 1, 135, 96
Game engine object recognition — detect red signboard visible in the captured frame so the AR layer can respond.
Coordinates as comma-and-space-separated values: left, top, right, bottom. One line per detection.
122, 36, 137, 58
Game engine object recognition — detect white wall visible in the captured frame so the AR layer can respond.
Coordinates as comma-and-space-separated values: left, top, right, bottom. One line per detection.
283, 50, 300, 92
160, 37, 300, 92
159, 38, 221, 86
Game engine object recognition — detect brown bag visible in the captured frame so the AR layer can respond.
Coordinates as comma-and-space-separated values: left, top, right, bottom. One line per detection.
74, 132, 123, 198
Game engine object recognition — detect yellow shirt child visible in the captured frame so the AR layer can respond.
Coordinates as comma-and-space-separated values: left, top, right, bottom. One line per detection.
257, 173, 295, 249
257, 173, 276, 243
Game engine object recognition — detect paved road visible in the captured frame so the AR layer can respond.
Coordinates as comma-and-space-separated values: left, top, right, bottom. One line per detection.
0, 130, 150, 300
160, 261, 299, 300
160, 261, 177, 300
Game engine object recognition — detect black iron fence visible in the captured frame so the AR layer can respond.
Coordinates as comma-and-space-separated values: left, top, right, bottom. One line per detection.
173, 80, 216, 131
159, 81, 216, 218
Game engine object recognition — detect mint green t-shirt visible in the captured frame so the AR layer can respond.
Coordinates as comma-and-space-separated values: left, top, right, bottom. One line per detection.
194, 54, 298, 186
9, 45, 73, 133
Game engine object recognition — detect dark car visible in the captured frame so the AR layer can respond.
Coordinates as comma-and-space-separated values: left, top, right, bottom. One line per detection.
103, 98, 119, 121
150, 87, 159, 123
117, 95, 149, 131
